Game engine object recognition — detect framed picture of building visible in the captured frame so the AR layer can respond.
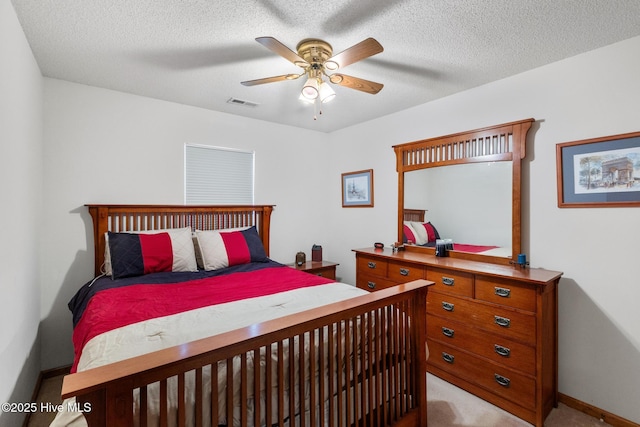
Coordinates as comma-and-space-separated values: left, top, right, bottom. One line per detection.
342, 169, 374, 207
556, 131, 640, 207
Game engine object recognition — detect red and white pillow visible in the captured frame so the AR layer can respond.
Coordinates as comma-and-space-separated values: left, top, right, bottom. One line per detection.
403, 221, 418, 244
104, 227, 198, 279
405, 221, 440, 245
195, 226, 268, 271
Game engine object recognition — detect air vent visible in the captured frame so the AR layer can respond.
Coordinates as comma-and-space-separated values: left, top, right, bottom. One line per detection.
227, 97, 258, 107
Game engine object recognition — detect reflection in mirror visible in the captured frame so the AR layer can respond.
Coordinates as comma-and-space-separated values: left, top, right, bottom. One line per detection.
404, 162, 512, 257
394, 118, 534, 265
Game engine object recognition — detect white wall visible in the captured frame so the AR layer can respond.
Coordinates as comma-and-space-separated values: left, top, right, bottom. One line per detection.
326, 36, 640, 423
410, 162, 513, 246
0, 0, 43, 425
40, 79, 334, 368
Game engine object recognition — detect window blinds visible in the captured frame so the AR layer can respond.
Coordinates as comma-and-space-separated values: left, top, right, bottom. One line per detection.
185, 144, 254, 204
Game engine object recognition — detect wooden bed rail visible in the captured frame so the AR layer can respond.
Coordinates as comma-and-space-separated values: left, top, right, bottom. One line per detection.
86, 205, 274, 277
62, 280, 431, 427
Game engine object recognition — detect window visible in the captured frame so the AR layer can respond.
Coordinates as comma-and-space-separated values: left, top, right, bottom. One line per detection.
184, 144, 254, 204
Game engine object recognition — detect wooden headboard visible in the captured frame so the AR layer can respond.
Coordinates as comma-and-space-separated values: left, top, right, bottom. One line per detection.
86, 204, 274, 276
403, 209, 426, 222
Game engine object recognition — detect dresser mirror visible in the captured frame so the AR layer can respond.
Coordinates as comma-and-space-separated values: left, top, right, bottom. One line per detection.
394, 119, 534, 265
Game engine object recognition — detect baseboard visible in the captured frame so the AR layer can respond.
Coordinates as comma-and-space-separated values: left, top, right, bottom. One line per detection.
559, 393, 640, 427
23, 365, 71, 427
40, 365, 72, 380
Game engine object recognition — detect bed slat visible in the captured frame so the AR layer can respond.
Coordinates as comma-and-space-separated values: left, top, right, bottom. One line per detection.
194, 367, 202, 427
211, 364, 218, 427
226, 357, 233, 426
178, 372, 186, 427
159, 379, 168, 427
253, 348, 261, 427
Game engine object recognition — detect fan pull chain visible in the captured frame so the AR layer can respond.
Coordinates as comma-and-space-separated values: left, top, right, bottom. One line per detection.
312, 98, 325, 121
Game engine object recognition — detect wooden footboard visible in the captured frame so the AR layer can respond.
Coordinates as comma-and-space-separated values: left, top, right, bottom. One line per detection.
61, 280, 431, 427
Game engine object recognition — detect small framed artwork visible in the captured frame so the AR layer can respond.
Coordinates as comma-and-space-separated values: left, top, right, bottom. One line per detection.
342, 169, 374, 207
556, 131, 640, 208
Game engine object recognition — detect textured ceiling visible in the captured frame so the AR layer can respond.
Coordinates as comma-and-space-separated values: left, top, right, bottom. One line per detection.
11, 0, 640, 132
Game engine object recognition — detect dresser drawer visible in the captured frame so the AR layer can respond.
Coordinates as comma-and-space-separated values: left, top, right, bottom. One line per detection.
427, 314, 536, 375
427, 293, 536, 346
356, 272, 397, 292
426, 267, 473, 297
427, 339, 536, 409
387, 261, 425, 283
476, 276, 537, 312
357, 256, 388, 278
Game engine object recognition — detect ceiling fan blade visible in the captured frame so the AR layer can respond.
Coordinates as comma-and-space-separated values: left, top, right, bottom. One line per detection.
255, 37, 309, 67
329, 74, 383, 94
328, 38, 383, 69
241, 74, 301, 86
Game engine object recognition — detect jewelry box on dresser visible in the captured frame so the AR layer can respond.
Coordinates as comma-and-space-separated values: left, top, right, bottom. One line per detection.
355, 119, 563, 427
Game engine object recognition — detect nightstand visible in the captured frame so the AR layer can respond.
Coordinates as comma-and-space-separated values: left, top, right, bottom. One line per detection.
290, 261, 339, 280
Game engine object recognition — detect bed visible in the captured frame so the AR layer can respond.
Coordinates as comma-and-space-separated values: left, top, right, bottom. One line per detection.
402, 209, 510, 256
55, 204, 431, 427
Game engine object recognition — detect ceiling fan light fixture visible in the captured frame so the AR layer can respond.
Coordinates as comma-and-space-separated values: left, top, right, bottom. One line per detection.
298, 93, 315, 104
329, 74, 343, 84
319, 81, 336, 103
324, 60, 339, 71
243, 37, 384, 113
301, 77, 319, 99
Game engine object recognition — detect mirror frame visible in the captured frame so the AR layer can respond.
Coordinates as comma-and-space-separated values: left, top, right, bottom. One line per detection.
394, 119, 534, 265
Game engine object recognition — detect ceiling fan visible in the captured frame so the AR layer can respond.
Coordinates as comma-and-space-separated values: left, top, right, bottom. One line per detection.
241, 37, 384, 103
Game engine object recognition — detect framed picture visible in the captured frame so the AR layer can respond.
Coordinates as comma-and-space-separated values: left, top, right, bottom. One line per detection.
556, 131, 640, 208
342, 169, 374, 207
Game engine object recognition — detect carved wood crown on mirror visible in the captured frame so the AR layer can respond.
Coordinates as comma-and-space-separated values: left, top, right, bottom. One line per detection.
394, 119, 534, 265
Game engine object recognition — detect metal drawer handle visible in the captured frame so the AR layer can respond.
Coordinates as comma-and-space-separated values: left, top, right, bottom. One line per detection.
442, 352, 455, 364
442, 277, 455, 286
367, 261, 377, 269
494, 374, 511, 388
494, 344, 511, 357
442, 302, 455, 312
494, 315, 511, 328
399, 268, 410, 276
442, 327, 455, 338
495, 287, 511, 298
367, 281, 376, 289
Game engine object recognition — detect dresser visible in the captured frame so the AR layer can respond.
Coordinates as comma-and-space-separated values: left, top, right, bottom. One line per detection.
354, 247, 563, 427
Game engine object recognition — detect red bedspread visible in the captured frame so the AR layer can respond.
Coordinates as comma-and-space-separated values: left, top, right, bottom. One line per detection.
453, 243, 499, 253
71, 266, 333, 372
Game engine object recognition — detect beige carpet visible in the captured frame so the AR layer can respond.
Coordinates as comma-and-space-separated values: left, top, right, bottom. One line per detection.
26, 374, 63, 427
27, 372, 609, 426
427, 373, 611, 426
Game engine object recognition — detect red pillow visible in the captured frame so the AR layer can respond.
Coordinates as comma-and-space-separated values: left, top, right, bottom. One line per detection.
403, 224, 416, 243
108, 232, 175, 279
422, 222, 437, 242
